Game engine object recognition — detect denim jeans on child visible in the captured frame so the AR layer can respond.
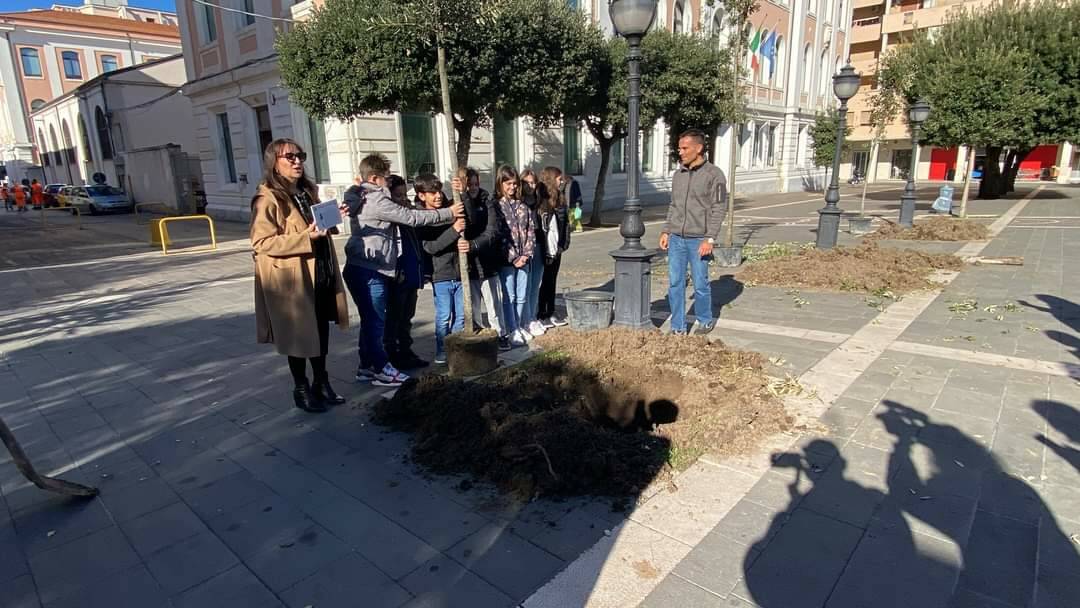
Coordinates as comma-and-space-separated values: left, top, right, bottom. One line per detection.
343, 264, 390, 371
666, 234, 713, 332
499, 265, 529, 333
433, 279, 465, 356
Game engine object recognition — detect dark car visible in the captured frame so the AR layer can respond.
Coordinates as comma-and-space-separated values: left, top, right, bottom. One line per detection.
44, 184, 67, 208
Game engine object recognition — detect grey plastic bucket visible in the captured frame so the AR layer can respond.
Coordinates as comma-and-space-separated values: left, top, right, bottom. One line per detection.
564, 290, 614, 331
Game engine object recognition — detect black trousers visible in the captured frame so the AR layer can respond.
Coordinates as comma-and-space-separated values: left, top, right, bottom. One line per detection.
384, 283, 418, 355
537, 255, 562, 320
287, 287, 333, 386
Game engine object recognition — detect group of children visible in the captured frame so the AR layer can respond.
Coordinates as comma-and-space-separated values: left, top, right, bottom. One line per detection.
1, 179, 44, 212
341, 154, 574, 387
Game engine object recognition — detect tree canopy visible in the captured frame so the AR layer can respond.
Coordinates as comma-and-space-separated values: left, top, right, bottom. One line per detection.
808, 110, 852, 171
276, 0, 601, 166
873, 0, 1080, 197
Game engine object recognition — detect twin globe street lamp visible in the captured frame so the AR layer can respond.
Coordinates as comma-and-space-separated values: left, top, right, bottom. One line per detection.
898, 99, 931, 227
609, 0, 658, 328
815, 63, 862, 249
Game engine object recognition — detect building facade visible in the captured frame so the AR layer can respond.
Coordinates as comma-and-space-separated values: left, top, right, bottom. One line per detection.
842, 0, 1077, 185
29, 54, 202, 210
175, 0, 854, 221
0, 1, 182, 186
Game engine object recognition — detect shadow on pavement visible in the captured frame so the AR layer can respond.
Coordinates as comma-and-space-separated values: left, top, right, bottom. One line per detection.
741, 400, 1080, 608
1033, 400, 1080, 477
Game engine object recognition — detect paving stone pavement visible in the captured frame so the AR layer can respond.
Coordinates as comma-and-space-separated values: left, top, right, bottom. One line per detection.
1, 184, 1077, 608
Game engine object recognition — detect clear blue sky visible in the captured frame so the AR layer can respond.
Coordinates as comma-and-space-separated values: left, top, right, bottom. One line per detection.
3, 0, 176, 12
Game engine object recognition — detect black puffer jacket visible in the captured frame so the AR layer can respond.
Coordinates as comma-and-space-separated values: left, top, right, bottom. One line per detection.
461, 188, 505, 279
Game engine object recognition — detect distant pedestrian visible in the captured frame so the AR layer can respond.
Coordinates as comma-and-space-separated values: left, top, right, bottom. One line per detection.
382, 174, 428, 370
495, 165, 534, 347
537, 166, 570, 327
30, 179, 44, 210
251, 138, 350, 413
452, 167, 510, 350
659, 129, 727, 336
13, 184, 27, 212
1, 184, 11, 211
342, 154, 461, 385
562, 173, 584, 232
519, 169, 546, 338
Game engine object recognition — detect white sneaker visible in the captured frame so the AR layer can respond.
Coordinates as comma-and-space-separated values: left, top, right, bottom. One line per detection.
549, 315, 568, 327
510, 330, 527, 347
372, 363, 409, 387
528, 321, 547, 337
518, 328, 534, 343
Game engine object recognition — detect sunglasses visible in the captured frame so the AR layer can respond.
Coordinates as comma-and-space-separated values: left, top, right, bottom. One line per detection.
279, 152, 307, 163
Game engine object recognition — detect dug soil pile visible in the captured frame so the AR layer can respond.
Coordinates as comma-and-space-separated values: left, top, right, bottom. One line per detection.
736, 241, 962, 294
866, 216, 990, 241
374, 328, 790, 498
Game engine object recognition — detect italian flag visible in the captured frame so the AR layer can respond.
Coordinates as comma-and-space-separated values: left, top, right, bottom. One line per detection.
749, 28, 761, 72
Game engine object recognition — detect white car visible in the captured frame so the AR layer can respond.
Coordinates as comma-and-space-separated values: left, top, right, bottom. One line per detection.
68, 185, 132, 215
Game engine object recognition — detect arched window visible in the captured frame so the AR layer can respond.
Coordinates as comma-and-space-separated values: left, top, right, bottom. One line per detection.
774, 37, 786, 87
61, 50, 82, 79
711, 9, 726, 48
30, 99, 46, 112
78, 114, 93, 163
802, 45, 812, 95
62, 120, 77, 164
20, 48, 41, 77
49, 125, 63, 166
95, 107, 113, 160
819, 50, 829, 99
37, 129, 50, 166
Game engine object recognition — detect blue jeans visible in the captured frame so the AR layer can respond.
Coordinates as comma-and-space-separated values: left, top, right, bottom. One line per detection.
432, 279, 465, 356
343, 264, 389, 371
499, 265, 529, 333
666, 234, 713, 332
523, 246, 544, 325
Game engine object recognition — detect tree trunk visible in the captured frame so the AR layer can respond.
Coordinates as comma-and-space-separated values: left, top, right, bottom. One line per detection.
959, 146, 975, 218
453, 118, 474, 169
978, 146, 1004, 199
436, 42, 472, 329
1003, 147, 1031, 194
588, 135, 614, 228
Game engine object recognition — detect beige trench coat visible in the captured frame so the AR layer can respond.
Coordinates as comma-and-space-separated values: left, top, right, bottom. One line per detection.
251, 184, 349, 358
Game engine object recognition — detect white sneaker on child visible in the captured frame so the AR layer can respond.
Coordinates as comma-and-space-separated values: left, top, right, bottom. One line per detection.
510, 330, 528, 347
528, 321, 547, 337
372, 363, 408, 387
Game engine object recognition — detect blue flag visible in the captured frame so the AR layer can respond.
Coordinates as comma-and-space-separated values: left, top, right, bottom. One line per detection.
760, 30, 777, 77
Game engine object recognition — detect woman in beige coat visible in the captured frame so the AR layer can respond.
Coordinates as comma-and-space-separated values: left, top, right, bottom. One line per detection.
251, 138, 349, 413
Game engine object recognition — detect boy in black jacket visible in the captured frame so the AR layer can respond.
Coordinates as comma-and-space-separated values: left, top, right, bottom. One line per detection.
415, 175, 466, 365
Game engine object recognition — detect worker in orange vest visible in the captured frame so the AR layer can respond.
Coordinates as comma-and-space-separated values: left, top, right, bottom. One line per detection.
31, 179, 44, 209
13, 184, 27, 212
1, 184, 10, 211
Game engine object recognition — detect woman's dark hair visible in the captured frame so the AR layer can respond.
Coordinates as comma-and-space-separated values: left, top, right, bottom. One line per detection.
257, 138, 317, 211
494, 164, 520, 200
386, 174, 407, 192
538, 166, 564, 214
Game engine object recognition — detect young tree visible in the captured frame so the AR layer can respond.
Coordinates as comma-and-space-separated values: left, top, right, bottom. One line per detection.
873, 0, 1080, 199
808, 110, 852, 185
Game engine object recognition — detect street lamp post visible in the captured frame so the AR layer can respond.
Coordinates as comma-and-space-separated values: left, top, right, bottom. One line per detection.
609, 0, 658, 329
898, 99, 931, 228
815, 63, 861, 249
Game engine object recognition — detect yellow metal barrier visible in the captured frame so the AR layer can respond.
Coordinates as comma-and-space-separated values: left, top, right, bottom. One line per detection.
40, 205, 83, 230
158, 214, 217, 256
134, 201, 174, 225
149, 219, 171, 247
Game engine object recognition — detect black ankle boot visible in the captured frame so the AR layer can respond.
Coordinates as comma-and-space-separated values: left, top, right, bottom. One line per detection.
311, 376, 345, 405
293, 382, 328, 413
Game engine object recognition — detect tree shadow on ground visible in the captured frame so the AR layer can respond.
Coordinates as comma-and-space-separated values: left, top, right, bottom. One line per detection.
1033, 400, 1080, 476
741, 400, 1080, 608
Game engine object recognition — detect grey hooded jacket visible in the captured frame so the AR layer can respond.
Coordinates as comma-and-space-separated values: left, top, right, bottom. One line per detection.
343, 182, 454, 277
662, 160, 727, 241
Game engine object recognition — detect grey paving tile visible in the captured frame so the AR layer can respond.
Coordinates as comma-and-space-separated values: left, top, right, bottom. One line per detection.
641, 574, 747, 608
11, 498, 113, 557
361, 475, 487, 552
446, 523, 564, 599
172, 565, 284, 608
990, 431, 1044, 481
948, 588, 1017, 608
179, 469, 276, 520
119, 501, 208, 558
1039, 482, 1080, 525
96, 476, 179, 523
45, 564, 170, 608
933, 387, 1004, 422
673, 528, 754, 598
739, 509, 863, 608
27, 526, 140, 605
144, 530, 240, 594
279, 552, 411, 608
207, 494, 313, 559
800, 443, 893, 528
399, 555, 515, 608
956, 510, 1038, 607
243, 523, 352, 593
527, 509, 607, 562
1035, 568, 1080, 608
0, 523, 30, 583
977, 472, 1044, 524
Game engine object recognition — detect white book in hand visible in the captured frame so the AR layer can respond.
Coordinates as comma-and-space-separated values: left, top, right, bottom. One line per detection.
311, 199, 342, 231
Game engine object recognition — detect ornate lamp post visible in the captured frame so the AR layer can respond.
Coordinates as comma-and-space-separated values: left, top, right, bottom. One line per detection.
609, 0, 658, 329
898, 99, 931, 227
815, 63, 861, 249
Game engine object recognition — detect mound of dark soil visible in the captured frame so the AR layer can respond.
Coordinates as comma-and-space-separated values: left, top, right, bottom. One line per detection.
866, 217, 990, 241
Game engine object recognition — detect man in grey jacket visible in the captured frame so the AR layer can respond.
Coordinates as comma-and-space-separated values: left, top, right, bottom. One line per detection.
342, 154, 463, 385
659, 129, 727, 335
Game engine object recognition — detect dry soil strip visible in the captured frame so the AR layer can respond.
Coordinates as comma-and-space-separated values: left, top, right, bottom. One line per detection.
525, 188, 1044, 608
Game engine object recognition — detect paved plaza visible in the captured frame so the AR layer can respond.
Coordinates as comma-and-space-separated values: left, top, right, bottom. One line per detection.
1, 183, 1078, 608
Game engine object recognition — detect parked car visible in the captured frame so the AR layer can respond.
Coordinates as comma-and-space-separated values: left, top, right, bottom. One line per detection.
44, 184, 67, 208
56, 186, 77, 207
67, 185, 132, 215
